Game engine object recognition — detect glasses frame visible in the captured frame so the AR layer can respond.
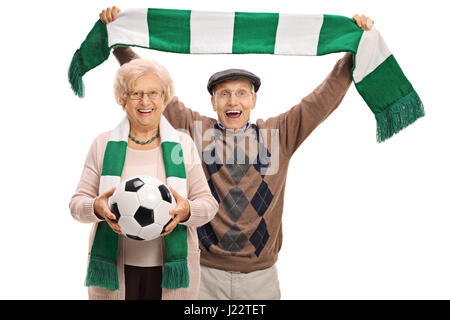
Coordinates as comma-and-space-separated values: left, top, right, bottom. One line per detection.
128, 90, 165, 101
214, 88, 254, 100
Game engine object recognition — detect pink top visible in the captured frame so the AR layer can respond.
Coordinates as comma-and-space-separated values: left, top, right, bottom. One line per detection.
121, 146, 165, 267
69, 130, 219, 300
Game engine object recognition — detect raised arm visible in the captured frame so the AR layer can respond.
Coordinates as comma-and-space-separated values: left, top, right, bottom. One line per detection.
261, 53, 353, 158
113, 46, 140, 65
261, 14, 373, 157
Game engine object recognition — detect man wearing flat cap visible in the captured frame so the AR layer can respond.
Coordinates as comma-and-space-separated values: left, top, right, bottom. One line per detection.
100, 6, 374, 300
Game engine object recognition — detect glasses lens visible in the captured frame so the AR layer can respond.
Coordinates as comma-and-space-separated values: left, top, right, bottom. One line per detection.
130, 92, 142, 100
216, 89, 250, 99
150, 90, 161, 99
237, 89, 249, 97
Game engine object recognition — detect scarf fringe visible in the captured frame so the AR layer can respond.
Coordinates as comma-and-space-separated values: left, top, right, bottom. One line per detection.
375, 90, 424, 143
161, 260, 189, 289
68, 49, 85, 98
85, 256, 119, 291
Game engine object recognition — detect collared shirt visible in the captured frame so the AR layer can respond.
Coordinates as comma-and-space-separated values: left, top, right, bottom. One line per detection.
216, 119, 251, 132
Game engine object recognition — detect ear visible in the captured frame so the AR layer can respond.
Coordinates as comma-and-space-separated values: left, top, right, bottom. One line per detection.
163, 93, 170, 105
250, 93, 257, 110
211, 95, 217, 112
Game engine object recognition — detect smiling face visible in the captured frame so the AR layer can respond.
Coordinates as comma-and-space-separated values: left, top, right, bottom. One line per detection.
123, 73, 167, 132
211, 78, 257, 130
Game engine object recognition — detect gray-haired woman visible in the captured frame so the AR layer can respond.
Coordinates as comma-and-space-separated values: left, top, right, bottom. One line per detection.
70, 58, 218, 300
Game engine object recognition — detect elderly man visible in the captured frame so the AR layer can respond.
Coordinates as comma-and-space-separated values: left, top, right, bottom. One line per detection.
100, 7, 373, 300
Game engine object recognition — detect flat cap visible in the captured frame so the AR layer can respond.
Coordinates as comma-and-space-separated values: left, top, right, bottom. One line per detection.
207, 68, 261, 95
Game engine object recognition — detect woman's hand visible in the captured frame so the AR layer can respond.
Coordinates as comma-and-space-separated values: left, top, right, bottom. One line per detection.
352, 14, 374, 31
161, 187, 191, 237
93, 186, 123, 235
99, 6, 121, 24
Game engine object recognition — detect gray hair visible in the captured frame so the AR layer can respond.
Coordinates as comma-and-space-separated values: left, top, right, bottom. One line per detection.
114, 58, 174, 106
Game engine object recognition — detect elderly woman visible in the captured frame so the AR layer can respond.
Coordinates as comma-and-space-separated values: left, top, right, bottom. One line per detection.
70, 58, 218, 300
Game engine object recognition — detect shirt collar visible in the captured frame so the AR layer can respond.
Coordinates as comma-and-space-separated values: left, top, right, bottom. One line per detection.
217, 119, 251, 133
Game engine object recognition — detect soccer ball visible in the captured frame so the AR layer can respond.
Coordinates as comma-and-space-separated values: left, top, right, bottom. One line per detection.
109, 175, 176, 241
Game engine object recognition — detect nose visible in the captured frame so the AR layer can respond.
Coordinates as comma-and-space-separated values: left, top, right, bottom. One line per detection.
229, 94, 239, 105
141, 94, 152, 105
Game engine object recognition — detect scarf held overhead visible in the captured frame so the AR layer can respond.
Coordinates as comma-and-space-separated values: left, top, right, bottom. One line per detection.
85, 115, 189, 291
69, 8, 424, 142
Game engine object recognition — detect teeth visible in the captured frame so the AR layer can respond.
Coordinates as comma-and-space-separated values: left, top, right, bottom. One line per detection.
138, 109, 153, 113
226, 110, 241, 114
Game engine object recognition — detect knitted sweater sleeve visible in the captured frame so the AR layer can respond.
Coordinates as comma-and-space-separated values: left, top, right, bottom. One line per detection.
69, 132, 109, 224
261, 53, 353, 158
113, 46, 212, 137
113, 46, 141, 65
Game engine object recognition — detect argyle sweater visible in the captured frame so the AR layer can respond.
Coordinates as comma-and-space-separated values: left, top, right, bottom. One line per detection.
114, 47, 352, 272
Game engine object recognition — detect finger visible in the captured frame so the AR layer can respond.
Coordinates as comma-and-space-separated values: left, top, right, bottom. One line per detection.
112, 6, 120, 20
108, 212, 117, 222
161, 226, 172, 237
161, 226, 173, 237
103, 186, 116, 199
161, 223, 176, 237
161, 230, 171, 237
169, 205, 182, 216
164, 216, 180, 233
353, 15, 362, 28
360, 15, 368, 30
367, 18, 374, 30
107, 218, 122, 234
168, 186, 180, 200
106, 7, 113, 23
99, 10, 106, 23
102, 205, 117, 221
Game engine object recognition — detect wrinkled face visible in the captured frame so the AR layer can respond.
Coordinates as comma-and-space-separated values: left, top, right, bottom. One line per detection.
123, 73, 167, 131
211, 78, 257, 130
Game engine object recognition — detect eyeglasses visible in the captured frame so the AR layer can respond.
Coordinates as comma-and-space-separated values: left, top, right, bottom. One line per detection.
128, 90, 164, 100
214, 88, 254, 100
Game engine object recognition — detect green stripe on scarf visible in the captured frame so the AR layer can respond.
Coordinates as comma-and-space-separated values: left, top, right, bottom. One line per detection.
148, 8, 191, 53
355, 55, 414, 114
161, 141, 187, 178
101, 141, 127, 176
86, 116, 189, 291
85, 222, 119, 290
69, 20, 109, 97
232, 12, 279, 54
162, 224, 189, 289
317, 15, 364, 55
69, 8, 424, 142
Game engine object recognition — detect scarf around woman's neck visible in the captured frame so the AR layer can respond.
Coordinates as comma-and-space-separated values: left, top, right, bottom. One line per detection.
69, 8, 424, 142
85, 115, 189, 291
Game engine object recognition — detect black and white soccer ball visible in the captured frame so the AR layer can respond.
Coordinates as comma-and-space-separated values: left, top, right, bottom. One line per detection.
109, 175, 176, 241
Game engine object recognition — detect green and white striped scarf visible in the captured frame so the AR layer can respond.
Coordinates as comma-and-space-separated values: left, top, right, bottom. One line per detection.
86, 115, 189, 291
69, 8, 424, 142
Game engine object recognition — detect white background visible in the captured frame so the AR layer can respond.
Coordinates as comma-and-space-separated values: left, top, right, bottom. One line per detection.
0, 0, 448, 299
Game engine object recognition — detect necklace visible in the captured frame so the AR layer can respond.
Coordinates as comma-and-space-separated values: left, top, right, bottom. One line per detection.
128, 131, 160, 145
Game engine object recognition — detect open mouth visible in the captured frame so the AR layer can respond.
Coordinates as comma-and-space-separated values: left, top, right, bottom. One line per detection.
137, 108, 154, 116
225, 110, 242, 119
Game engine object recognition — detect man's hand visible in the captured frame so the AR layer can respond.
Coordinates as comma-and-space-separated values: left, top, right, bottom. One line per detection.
352, 14, 374, 31
161, 187, 191, 237
99, 6, 121, 24
93, 186, 122, 235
